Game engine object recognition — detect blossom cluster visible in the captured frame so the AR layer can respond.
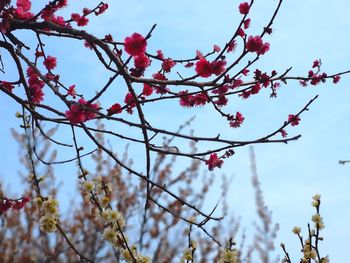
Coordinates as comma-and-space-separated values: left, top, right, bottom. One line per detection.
14, 0, 33, 20
0, 196, 29, 213
195, 58, 227, 78
302, 239, 317, 262
81, 175, 112, 206
27, 67, 45, 103
228, 112, 245, 128
179, 91, 209, 107
100, 211, 126, 251
246, 35, 270, 55
0, 0, 110, 34
180, 240, 197, 263
299, 60, 341, 87
65, 98, 99, 124
218, 248, 240, 263
124, 33, 150, 75
288, 194, 328, 263
35, 196, 60, 233
99, 209, 150, 262
81, 175, 151, 262
120, 245, 151, 263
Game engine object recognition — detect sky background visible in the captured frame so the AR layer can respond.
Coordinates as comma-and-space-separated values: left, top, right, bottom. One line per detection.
1, 0, 350, 262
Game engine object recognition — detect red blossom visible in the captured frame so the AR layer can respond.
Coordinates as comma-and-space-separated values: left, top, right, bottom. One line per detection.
0, 199, 11, 213
124, 92, 135, 106
142, 84, 153, 96
104, 34, 113, 42
77, 16, 89, 27
134, 53, 150, 69
41, 7, 54, 21
333, 75, 341, 84
237, 28, 245, 37
84, 41, 94, 50
196, 50, 204, 59
14, 6, 33, 19
83, 8, 91, 16
123, 93, 136, 114
250, 83, 261, 94
212, 85, 229, 95
152, 72, 168, 93
205, 153, 224, 171
65, 105, 85, 123
254, 69, 270, 87
288, 114, 300, 126
231, 79, 244, 89
195, 58, 212, 78
52, 16, 66, 26
246, 35, 270, 55
27, 67, 35, 76
12, 200, 25, 210
153, 72, 167, 81
124, 33, 147, 57
260, 74, 271, 87
239, 90, 251, 99
238, 2, 250, 15
78, 99, 99, 121
162, 59, 176, 73
67, 85, 76, 98
65, 98, 99, 124
0, 196, 29, 213
0, 11, 11, 33
193, 92, 208, 106
27, 68, 45, 103
30, 84, 45, 103
312, 59, 321, 68
243, 18, 251, 29
179, 91, 194, 107
35, 50, 44, 57
45, 73, 58, 82
71, 13, 81, 22
299, 80, 308, 87
227, 40, 237, 53
154, 86, 168, 94
210, 60, 227, 76
28, 74, 44, 88
43, 56, 57, 71
107, 103, 122, 115
1, 81, 14, 92
213, 44, 221, 52
156, 50, 164, 60
229, 112, 245, 128
15, 0, 33, 19
215, 95, 228, 106
280, 129, 287, 138
17, 0, 31, 11
242, 69, 249, 76
56, 0, 68, 8
96, 3, 109, 15
264, 27, 273, 34
309, 73, 324, 86
130, 68, 145, 78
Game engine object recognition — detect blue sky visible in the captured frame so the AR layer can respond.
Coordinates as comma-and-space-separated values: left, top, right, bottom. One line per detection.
1, 0, 350, 261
